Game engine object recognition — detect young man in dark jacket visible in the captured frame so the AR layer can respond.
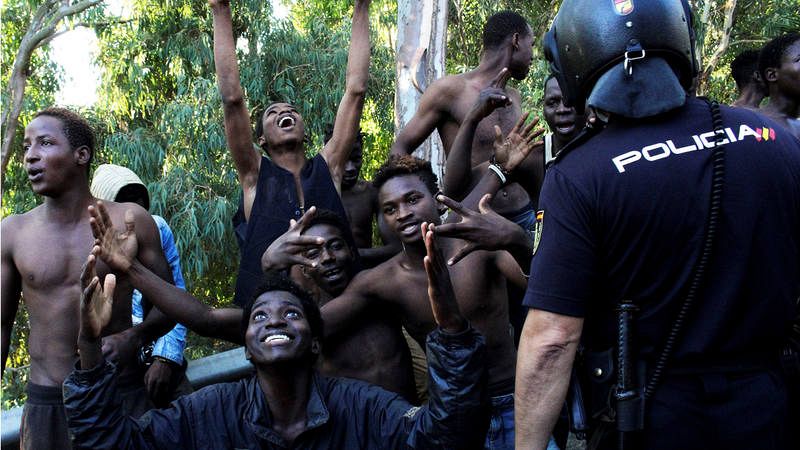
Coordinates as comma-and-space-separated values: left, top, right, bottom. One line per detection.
63, 203, 487, 449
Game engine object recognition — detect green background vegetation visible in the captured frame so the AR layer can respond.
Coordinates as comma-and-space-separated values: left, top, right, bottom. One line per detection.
2, 0, 798, 409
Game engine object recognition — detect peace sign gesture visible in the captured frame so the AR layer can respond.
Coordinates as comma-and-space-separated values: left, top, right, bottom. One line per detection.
261, 207, 326, 272
469, 68, 513, 121
435, 194, 527, 265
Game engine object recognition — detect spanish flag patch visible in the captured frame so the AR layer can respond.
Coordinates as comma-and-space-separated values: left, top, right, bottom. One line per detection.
533, 210, 544, 256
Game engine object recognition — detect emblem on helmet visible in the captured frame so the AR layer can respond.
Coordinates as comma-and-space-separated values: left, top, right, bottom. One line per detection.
613, 0, 634, 15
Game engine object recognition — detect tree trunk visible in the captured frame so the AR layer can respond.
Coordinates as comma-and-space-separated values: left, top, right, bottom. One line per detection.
394, 0, 448, 181
1, 0, 102, 183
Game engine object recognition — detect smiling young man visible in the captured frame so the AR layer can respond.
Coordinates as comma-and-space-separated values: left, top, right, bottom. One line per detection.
210, 0, 372, 306
320, 155, 545, 450
1, 108, 175, 449
64, 212, 488, 449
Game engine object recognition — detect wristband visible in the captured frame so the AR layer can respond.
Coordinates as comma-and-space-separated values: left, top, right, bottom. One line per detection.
488, 164, 507, 185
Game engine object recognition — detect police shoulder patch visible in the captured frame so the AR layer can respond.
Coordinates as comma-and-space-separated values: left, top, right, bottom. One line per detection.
532, 210, 544, 256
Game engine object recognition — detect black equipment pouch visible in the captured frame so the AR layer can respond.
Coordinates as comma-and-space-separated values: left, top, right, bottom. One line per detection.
583, 348, 616, 422
567, 367, 589, 439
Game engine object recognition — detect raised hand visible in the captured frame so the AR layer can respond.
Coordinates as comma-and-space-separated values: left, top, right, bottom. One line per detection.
422, 222, 467, 334
261, 207, 325, 272
89, 201, 137, 273
469, 68, 513, 121
493, 112, 544, 174
79, 254, 116, 341
435, 194, 527, 265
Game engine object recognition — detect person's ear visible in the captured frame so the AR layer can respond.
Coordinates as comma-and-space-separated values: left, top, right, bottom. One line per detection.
764, 67, 778, 83
245, 348, 252, 360
511, 32, 520, 50
74, 145, 91, 166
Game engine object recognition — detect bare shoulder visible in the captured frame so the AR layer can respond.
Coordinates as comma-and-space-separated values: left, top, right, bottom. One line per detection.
349, 256, 404, 294
419, 74, 469, 108
1, 206, 44, 249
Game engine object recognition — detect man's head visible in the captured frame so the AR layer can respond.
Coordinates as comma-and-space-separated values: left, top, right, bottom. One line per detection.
23, 107, 95, 196
544, 0, 697, 118
373, 155, 442, 245
324, 124, 364, 190
731, 50, 765, 92
255, 102, 306, 152
299, 209, 357, 296
482, 11, 534, 80
242, 271, 323, 366
759, 33, 800, 100
543, 75, 579, 145
90, 163, 151, 210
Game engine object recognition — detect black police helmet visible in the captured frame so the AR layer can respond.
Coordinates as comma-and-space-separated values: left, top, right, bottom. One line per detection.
544, 0, 698, 118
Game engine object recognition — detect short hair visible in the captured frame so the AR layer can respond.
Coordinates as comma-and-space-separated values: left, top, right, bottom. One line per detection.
758, 33, 800, 81
730, 50, 761, 89
323, 123, 364, 149
372, 154, 440, 197
303, 209, 353, 246
482, 11, 530, 50
240, 271, 324, 345
33, 107, 95, 170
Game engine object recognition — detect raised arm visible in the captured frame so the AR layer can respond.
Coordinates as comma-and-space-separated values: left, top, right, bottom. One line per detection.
211, 0, 261, 219
319, 269, 377, 338
89, 202, 243, 344
390, 80, 450, 156
443, 69, 512, 200
1, 217, 22, 374
321, 0, 372, 188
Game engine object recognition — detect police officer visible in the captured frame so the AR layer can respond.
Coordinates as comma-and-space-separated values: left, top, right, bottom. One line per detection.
514, 1, 800, 449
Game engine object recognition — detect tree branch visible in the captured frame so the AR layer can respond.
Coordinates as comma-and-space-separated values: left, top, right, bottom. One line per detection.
698, 0, 737, 93
1, 0, 104, 182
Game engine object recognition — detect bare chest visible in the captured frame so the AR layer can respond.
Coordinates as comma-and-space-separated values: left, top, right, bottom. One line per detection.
12, 222, 99, 293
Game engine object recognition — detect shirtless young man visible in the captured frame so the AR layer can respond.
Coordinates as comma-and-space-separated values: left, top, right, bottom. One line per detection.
323, 126, 400, 267
730, 49, 767, 109
391, 11, 537, 228
758, 33, 800, 139
320, 155, 542, 449
211, 0, 372, 306
1, 108, 174, 449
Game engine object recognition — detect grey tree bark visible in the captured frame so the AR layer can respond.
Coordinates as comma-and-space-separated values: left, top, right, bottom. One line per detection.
394, 0, 448, 180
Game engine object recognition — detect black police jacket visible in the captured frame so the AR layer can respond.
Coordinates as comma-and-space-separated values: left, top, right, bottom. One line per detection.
63, 327, 487, 449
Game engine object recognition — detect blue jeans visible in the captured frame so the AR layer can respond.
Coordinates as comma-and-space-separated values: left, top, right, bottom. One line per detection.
484, 393, 560, 450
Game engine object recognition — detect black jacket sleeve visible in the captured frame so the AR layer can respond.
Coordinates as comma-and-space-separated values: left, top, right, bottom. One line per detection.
63, 361, 193, 450
362, 326, 488, 449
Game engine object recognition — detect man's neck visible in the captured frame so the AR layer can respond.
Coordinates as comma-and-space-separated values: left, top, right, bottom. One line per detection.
474, 49, 512, 81
399, 241, 427, 270
257, 365, 312, 434
732, 88, 764, 109
41, 184, 94, 224
764, 90, 799, 118
268, 146, 308, 175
